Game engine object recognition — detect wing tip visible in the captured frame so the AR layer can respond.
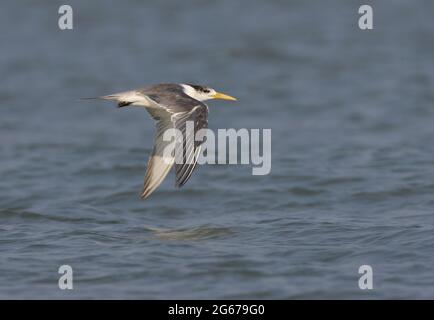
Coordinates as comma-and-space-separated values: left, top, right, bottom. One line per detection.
140, 186, 154, 200
140, 191, 149, 200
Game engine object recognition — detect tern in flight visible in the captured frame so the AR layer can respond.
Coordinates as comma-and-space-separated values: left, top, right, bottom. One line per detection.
85, 83, 237, 199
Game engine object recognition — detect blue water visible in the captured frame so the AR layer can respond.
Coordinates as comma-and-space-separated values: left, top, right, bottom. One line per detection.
1, 0, 434, 299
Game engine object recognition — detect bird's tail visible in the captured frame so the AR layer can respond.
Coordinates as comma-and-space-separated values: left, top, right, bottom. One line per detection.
80, 94, 132, 108
80, 95, 120, 101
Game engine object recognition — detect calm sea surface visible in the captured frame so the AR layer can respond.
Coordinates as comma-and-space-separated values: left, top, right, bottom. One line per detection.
1, 0, 434, 299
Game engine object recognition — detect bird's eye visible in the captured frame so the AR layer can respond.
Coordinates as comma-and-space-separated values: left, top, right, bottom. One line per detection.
203, 89, 210, 93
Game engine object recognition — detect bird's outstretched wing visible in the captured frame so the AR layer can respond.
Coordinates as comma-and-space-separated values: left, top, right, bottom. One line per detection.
172, 105, 208, 188
140, 116, 176, 199
141, 103, 208, 199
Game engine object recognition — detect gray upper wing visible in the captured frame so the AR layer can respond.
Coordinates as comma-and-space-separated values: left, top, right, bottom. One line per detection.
140, 87, 209, 196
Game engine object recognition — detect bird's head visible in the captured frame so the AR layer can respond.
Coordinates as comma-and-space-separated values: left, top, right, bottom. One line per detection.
182, 84, 237, 102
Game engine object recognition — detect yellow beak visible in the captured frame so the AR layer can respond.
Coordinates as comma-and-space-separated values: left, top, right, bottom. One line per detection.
212, 92, 237, 101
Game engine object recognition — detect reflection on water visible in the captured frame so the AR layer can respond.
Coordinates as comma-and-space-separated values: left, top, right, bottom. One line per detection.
145, 225, 234, 241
